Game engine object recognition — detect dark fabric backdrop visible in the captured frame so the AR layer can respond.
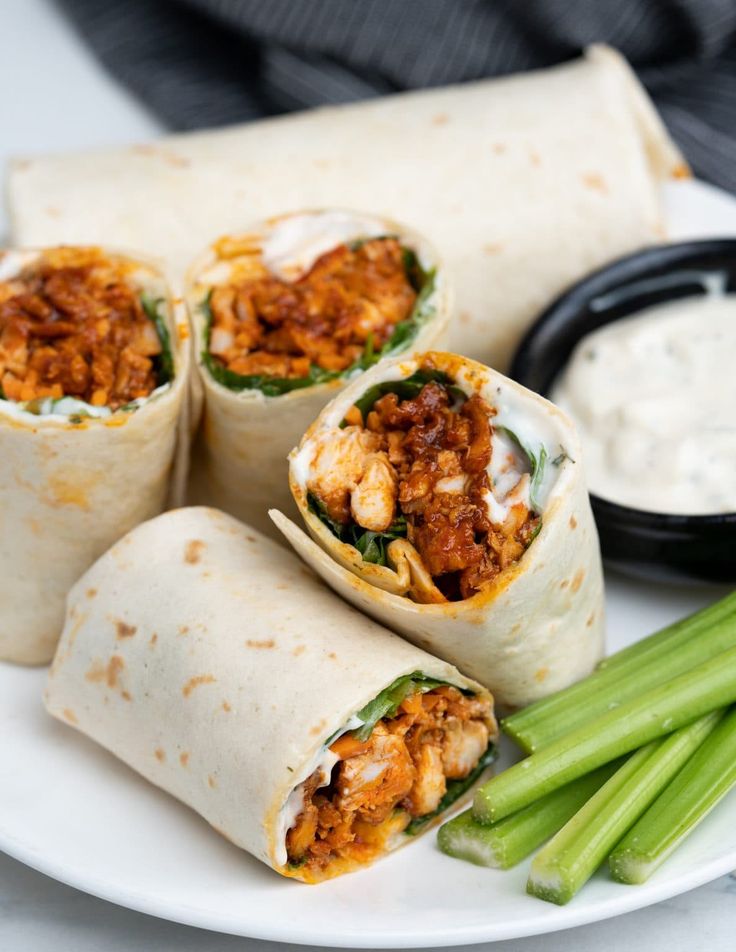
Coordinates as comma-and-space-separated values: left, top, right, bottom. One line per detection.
57, 0, 736, 192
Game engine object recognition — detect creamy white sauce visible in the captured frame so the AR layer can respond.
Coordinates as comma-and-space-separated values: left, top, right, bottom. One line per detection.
275, 713, 363, 867
261, 211, 396, 281
551, 294, 736, 514
0, 383, 171, 424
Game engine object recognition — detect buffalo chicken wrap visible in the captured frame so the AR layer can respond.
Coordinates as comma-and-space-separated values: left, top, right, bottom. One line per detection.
275, 352, 605, 707
186, 209, 449, 535
0, 246, 190, 663
44, 507, 496, 882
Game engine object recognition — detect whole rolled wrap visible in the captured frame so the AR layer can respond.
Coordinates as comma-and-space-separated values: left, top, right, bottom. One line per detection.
185, 209, 450, 536
0, 246, 192, 664
274, 351, 605, 708
44, 506, 496, 883
9, 46, 684, 373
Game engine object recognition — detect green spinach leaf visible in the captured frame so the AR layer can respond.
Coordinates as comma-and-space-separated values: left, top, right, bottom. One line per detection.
307, 493, 407, 566
199, 238, 436, 395
141, 294, 175, 385
353, 672, 450, 741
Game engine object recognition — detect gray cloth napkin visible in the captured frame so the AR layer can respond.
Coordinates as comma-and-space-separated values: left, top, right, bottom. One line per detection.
57, 0, 736, 192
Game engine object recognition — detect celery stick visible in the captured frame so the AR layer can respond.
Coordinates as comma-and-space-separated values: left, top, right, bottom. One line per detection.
438, 762, 619, 869
610, 705, 736, 884
503, 593, 736, 753
474, 644, 736, 823
527, 712, 722, 904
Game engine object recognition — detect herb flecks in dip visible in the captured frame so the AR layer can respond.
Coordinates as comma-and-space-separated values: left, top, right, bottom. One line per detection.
0, 247, 167, 410
209, 237, 416, 379
286, 682, 494, 873
551, 294, 736, 515
307, 370, 540, 602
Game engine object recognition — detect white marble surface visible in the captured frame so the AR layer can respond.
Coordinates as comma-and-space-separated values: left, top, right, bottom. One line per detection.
1, 1, 735, 949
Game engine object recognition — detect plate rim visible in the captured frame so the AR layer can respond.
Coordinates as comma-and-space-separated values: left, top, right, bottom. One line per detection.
1, 817, 735, 947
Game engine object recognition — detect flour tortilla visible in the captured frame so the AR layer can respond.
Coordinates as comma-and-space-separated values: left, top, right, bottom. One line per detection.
185, 210, 449, 536
0, 247, 192, 664
8, 46, 685, 373
274, 351, 605, 708
44, 506, 494, 882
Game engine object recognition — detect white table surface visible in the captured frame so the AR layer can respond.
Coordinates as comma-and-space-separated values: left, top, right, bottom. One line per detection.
1, 1, 734, 949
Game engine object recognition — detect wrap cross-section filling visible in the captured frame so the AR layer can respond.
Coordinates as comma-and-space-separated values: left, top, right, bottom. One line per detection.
286, 682, 494, 873
305, 369, 540, 602
0, 246, 171, 413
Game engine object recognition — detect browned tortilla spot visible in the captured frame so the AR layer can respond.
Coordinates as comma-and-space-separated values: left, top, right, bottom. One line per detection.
184, 539, 206, 564
586, 612, 596, 628
208, 775, 218, 789
328, 652, 337, 660
571, 569, 585, 593
560, 579, 569, 589
292, 644, 306, 657
529, 150, 541, 166
149, 632, 158, 647
121, 690, 132, 702
107, 655, 125, 688
86, 588, 97, 599
534, 667, 549, 683
246, 535, 257, 543
432, 113, 449, 125
178, 625, 189, 635
85, 655, 125, 689
492, 143, 506, 154
569, 515, 578, 529
581, 172, 608, 193
180, 752, 190, 767
182, 674, 217, 698
246, 639, 275, 649
222, 701, 232, 713
154, 748, 166, 763
62, 708, 77, 724
116, 620, 137, 639
310, 719, 326, 736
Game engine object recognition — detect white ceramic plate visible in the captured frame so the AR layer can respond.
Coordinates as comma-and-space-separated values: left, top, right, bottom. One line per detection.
1, 180, 736, 947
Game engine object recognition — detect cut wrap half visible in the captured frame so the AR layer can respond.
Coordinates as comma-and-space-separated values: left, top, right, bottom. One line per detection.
186, 209, 450, 536
274, 352, 605, 707
44, 507, 497, 883
0, 245, 191, 664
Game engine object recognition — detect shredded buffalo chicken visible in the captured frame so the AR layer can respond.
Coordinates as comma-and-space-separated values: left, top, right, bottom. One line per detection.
308, 381, 540, 601
0, 248, 163, 409
286, 686, 493, 870
208, 237, 416, 379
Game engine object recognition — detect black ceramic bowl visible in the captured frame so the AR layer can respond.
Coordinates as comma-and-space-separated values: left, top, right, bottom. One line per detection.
510, 240, 736, 585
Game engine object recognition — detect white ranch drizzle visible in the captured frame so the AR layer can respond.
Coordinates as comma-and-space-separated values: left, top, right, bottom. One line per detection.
275, 714, 363, 868
0, 383, 171, 424
261, 211, 390, 281
551, 293, 736, 515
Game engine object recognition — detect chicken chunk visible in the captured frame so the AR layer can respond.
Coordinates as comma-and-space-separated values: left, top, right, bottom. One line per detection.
307, 426, 382, 524
405, 742, 447, 815
336, 726, 415, 823
441, 719, 490, 780
350, 452, 398, 532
